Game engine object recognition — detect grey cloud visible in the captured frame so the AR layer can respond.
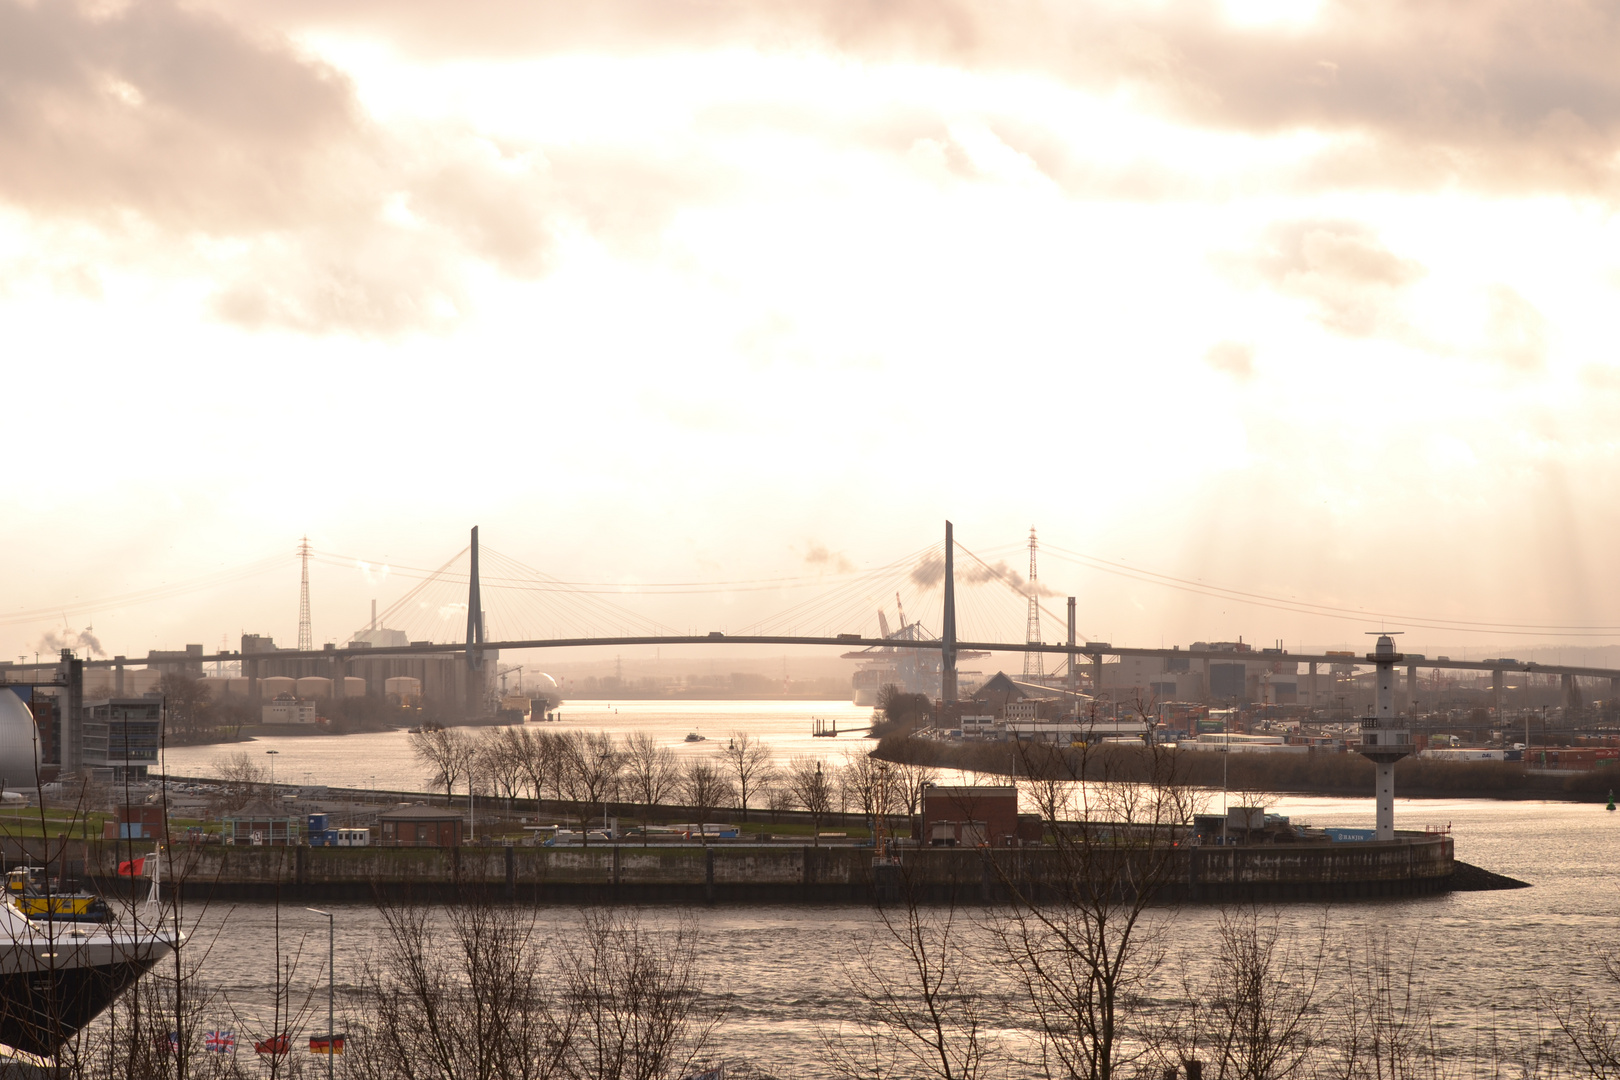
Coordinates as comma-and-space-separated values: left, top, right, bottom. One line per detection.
0, 1, 737, 337
1220, 220, 1425, 338
231, 0, 1620, 196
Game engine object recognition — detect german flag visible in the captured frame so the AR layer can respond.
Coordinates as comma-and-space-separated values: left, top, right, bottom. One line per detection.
309, 1034, 345, 1055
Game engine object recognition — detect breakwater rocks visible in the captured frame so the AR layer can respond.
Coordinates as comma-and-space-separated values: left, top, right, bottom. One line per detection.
75, 833, 1466, 906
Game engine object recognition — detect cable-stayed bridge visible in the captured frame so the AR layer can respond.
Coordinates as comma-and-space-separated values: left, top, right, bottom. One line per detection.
51, 523, 1620, 721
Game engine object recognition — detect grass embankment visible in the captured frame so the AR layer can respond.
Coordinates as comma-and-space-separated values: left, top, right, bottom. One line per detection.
0, 808, 218, 841
872, 736, 1620, 802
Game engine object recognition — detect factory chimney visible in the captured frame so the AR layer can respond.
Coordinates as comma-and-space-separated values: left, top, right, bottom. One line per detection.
1357, 633, 1413, 840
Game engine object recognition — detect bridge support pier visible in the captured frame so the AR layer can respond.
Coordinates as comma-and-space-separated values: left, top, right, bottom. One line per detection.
114, 655, 125, 696
1406, 664, 1418, 715
1202, 657, 1211, 704
1493, 668, 1504, 722
1066, 597, 1076, 698
1307, 662, 1317, 712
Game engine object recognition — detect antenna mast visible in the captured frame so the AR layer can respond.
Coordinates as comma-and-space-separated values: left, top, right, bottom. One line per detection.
1024, 527, 1043, 678
297, 536, 313, 651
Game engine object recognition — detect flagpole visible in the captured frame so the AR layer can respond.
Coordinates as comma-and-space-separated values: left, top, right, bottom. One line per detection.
308, 907, 335, 1080
146, 843, 160, 912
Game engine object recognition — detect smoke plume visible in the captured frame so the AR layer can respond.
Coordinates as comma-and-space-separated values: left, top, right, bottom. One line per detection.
911, 552, 1059, 597
37, 627, 105, 658
804, 542, 855, 573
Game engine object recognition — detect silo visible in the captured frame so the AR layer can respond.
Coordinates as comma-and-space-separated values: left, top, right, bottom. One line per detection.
127, 670, 162, 695
0, 689, 42, 787
342, 677, 367, 699
296, 676, 333, 699
260, 676, 298, 699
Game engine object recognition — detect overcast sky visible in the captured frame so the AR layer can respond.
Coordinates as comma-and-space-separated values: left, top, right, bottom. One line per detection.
5, 0, 1620, 664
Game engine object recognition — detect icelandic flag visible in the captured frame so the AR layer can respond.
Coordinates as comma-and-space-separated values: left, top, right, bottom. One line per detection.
205, 1030, 236, 1054
118, 857, 146, 877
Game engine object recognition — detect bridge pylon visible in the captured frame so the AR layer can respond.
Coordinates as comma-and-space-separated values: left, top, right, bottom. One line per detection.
942, 521, 957, 705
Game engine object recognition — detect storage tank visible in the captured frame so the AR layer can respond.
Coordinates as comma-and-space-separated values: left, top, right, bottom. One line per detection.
260, 676, 297, 699
296, 677, 333, 699
205, 677, 252, 699
385, 676, 421, 704
341, 677, 367, 698
0, 689, 41, 787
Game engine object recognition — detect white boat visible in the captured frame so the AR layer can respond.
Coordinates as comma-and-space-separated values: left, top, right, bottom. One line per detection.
0, 886, 178, 1059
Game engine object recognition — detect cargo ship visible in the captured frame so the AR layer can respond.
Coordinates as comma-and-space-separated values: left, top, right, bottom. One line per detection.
844, 602, 987, 705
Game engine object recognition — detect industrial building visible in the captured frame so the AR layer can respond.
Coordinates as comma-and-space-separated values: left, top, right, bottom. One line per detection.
81, 697, 165, 781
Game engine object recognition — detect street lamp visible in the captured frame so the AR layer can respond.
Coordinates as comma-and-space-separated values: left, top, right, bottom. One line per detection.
306, 907, 335, 1080
266, 750, 279, 798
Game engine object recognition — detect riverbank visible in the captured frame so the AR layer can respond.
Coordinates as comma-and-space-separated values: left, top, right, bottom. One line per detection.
870, 736, 1620, 802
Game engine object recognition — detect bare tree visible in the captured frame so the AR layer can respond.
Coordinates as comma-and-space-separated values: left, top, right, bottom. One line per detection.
159, 672, 216, 743
210, 751, 265, 813
552, 730, 623, 842
1157, 908, 1325, 1080
679, 758, 733, 842
992, 735, 1202, 1080
410, 727, 474, 805
506, 725, 555, 808
840, 750, 893, 821
785, 755, 838, 846
348, 900, 570, 1080
622, 732, 679, 844
824, 869, 998, 1080
1319, 933, 1446, 1080
1546, 953, 1620, 1079
720, 731, 774, 823
475, 727, 526, 804
558, 910, 722, 1080
893, 759, 939, 838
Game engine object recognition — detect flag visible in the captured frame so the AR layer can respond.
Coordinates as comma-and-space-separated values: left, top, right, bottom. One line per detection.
118, 857, 146, 877
154, 1031, 178, 1054
309, 1034, 346, 1055
204, 1030, 235, 1054
254, 1035, 290, 1055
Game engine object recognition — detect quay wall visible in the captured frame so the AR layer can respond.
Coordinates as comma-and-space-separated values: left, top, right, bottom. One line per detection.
61, 834, 1457, 905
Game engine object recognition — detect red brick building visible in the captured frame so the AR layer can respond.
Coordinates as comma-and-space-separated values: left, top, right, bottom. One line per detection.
920, 784, 1042, 847
377, 805, 465, 847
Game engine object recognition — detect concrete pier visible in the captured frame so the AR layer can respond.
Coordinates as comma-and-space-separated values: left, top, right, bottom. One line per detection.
75, 835, 1457, 906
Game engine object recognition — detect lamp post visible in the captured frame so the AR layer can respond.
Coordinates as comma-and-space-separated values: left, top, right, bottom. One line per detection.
306, 907, 335, 1080
266, 749, 279, 799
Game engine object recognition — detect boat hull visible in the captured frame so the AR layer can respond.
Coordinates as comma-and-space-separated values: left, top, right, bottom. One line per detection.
0, 955, 165, 1057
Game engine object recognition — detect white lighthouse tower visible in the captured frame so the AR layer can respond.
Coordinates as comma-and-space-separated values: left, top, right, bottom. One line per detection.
1358, 633, 1413, 840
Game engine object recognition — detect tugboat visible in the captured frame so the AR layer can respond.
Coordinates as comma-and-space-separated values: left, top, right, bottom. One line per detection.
684, 731, 706, 743
5, 866, 110, 922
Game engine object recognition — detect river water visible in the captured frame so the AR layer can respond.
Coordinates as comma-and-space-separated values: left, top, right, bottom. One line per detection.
159, 699, 879, 792
142, 704, 1620, 1077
